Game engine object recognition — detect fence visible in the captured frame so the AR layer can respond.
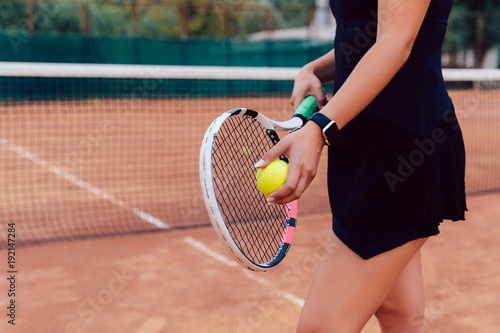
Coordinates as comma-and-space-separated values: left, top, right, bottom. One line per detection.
0, 34, 334, 66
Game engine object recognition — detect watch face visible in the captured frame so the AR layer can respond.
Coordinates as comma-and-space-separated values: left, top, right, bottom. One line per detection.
322, 131, 330, 146
323, 120, 336, 133
325, 120, 340, 145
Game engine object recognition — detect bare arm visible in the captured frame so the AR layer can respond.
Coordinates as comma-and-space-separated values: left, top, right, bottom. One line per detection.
320, 0, 431, 129
260, 0, 432, 204
306, 48, 336, 84
290, 49, 336, 108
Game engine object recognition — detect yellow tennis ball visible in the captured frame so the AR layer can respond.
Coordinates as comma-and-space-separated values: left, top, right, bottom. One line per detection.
255, 159, 288, 196
241, 146, 251, 156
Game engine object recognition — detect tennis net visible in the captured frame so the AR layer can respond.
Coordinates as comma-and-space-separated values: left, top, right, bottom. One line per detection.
0, 63, 499, 246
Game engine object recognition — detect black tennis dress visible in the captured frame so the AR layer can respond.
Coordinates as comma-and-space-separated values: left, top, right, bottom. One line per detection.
328, 0, 467, 259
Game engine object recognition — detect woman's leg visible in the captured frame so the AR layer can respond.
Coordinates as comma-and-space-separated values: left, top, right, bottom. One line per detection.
296, 234, 427, 333
375, 250, 428, 333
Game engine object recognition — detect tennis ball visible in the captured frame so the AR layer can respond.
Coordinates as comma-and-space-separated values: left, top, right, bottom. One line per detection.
241, 146, 251, 156
255, 159, 288, 196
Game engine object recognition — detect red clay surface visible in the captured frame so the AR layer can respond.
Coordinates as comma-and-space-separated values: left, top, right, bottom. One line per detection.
0, 192, 499, 333
0, 97, 331, 246
0, 90, 499, 246
0, 90, 498, 332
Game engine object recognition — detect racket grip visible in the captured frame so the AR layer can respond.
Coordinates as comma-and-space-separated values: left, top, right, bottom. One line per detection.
292, 90, 325, 124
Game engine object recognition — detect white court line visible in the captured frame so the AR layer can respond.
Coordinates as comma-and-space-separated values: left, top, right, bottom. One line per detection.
184, 236, 305, 308
0, 137, 171, 230
241, 270, 305, 307
184, 236, 238, 267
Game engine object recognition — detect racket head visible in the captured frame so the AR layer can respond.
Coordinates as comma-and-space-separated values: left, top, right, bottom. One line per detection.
200, 108, 299, 271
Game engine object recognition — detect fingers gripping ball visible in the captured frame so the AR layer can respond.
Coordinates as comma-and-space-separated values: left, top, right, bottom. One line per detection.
255, 160, 288, 196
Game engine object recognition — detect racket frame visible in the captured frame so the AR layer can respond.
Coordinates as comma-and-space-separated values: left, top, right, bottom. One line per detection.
200, 108, 303, 271
200, 95, 319, 271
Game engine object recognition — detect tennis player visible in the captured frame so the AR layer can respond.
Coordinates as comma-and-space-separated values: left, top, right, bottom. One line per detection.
256, 0, 467, 331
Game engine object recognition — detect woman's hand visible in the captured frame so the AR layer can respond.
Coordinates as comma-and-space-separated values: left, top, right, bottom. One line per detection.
255, 121, 325, 205
290, 66, 327, 110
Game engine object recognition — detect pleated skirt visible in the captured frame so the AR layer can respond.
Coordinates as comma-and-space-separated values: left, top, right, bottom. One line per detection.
328, 108, 467, 259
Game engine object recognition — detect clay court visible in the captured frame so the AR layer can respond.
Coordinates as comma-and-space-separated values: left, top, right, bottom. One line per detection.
0, 86, 499, 332
0, 194, 499, 332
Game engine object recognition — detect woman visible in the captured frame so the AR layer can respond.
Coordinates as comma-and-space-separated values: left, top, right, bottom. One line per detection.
254, 0, 467, 331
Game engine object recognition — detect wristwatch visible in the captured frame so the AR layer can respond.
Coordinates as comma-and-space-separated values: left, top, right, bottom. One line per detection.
308, 112, 340, 146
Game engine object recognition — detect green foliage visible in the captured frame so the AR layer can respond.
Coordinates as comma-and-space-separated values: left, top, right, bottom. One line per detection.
184, 3, 224, 37
253, 0, 315, 30
448, 3, 500, 50
34, 3, 80, 34
446, 0, 500, 66
89, 4, 134, 36
0, 0, 316, 37
453, 0, 497, 12
271, 0, 315, 28
140, 6, 180, 38
0, 3, 27, 32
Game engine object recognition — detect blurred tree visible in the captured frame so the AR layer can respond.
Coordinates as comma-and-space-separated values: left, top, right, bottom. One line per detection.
137, 0, 248, 38
89, 4, 134, 36
0, 2, 28, 32
33, 2, 80, 34
447, 0, 500, 67
252, 0, 315, 31
0, 0, 316, 38
270, 0, 315, 28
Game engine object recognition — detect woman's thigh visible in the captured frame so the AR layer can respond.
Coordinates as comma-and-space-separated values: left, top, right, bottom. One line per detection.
297, 233, 427, 333
374, 251, 427, 332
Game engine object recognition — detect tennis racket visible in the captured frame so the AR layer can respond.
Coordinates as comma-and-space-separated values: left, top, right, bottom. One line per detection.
199, 95, 320, 272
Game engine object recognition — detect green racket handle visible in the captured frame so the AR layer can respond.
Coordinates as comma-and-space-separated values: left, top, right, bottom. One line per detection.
292, 89, 325, 123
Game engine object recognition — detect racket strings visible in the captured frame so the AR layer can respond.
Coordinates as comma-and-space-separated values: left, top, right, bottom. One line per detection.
229, 119, 285, 259
217, 118, 280, 254
212, 115, 287, 265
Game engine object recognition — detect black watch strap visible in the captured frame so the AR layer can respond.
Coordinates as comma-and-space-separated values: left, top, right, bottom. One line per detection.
308, 112, 340, 146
